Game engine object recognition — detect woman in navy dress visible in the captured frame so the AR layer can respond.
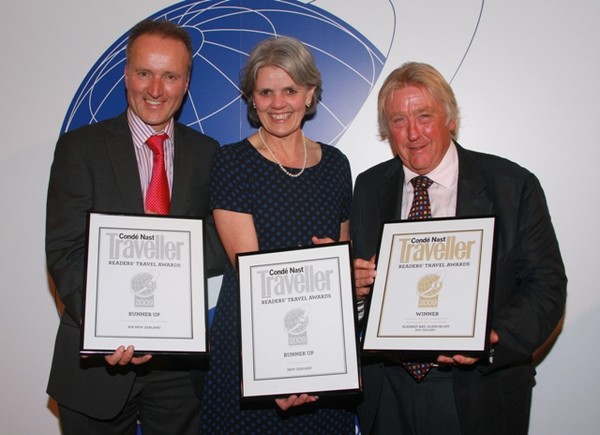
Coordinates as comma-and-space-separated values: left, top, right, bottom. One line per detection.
199, 36, 355, 434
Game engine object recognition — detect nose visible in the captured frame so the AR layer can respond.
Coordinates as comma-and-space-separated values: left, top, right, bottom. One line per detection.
407, 118, 419, 141
147, 77, 163, 97
271, 92, 285, 109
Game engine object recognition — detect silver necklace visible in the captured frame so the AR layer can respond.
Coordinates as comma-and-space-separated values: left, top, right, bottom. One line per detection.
257, 127, 307, 178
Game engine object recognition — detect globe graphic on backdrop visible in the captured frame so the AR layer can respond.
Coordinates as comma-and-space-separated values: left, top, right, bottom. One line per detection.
61, 0, 390, 145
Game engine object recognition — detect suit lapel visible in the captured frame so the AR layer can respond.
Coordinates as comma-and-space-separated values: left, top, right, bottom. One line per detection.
455, 143, 494, 216
105, 114, 145, 213
379, 157, 405, 221
170, 124, 193, 215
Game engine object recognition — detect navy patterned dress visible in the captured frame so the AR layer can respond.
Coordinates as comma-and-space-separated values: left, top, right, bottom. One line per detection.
199, 139, 355, 434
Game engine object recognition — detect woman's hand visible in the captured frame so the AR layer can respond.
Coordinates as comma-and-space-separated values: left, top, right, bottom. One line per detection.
311, 236, 335, 245
275, 394, 319, 411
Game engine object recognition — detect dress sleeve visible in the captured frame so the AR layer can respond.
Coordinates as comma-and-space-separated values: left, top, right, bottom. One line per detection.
209, 143, 254, 214
332, 145, 353, 222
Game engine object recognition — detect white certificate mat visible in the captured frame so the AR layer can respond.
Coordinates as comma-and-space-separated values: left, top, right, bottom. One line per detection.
81, 212, 207, 355
237, 243, 361, 399
362, 217, 495, 357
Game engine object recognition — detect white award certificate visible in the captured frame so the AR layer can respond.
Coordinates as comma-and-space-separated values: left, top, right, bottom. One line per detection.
81, 212, 208, 355
237, 243, 361, 399
362, 217, 496, 358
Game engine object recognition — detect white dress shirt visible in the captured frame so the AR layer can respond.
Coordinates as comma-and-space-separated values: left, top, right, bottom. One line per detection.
402, 141, 459, 218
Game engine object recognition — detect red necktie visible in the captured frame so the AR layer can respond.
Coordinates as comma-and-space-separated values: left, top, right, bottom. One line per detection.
145, 133, 170, 215
404, 175, 434, 382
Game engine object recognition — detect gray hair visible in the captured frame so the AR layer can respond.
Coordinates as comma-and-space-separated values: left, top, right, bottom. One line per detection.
240, 36, 322, 127
377, 62, 460, 140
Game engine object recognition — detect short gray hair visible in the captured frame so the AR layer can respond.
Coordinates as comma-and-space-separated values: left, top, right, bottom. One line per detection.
240, 36, 322, 127
377, 62, 460, 140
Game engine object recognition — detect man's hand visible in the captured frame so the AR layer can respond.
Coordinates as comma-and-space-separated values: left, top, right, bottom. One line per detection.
354, 256, 377, 300
104, 345, 152, 366
436, 330, 499, 366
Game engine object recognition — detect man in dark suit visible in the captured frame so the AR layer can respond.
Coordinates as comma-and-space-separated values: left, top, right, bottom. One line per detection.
45, 19, 224, 434
351, 62, 567, 435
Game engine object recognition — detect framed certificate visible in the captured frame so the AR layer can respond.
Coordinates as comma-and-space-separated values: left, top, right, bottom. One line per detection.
237, 243, 361, 399
362, 217, 496, 359
81, 212, 208, 355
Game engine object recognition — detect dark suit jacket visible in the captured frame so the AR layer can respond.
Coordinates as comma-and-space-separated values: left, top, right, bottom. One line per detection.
45, 112, 225, 419
351, 143, 567, 434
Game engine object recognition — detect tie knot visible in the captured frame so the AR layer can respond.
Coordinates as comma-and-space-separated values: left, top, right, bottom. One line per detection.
411, 175, 433, 190
146, 133, 169, 155
408, 175, 433, 221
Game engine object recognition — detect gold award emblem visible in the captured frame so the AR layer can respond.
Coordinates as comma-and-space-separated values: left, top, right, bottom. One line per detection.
416, 273, 444, 308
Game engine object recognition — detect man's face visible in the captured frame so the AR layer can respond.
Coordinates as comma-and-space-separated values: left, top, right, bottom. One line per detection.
385, 85, 455, 175
124, 34, 190, 131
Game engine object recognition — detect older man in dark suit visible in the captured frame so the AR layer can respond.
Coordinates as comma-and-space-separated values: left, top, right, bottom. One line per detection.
351, 62, 566, 435
45, 19, 224, 435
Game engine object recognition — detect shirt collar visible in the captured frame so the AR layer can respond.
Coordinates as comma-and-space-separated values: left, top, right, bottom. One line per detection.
127, 109, 175, 147
403, 141, 458, 189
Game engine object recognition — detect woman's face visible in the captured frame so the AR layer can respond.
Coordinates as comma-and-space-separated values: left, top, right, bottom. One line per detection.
252, 65, 315, 139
